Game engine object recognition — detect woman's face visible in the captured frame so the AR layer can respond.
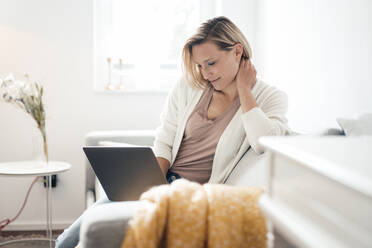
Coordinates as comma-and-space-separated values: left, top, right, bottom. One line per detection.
192, 41, 242, 91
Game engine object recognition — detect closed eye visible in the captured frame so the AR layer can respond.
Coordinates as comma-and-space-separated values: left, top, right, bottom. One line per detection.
197, 61, 216, 69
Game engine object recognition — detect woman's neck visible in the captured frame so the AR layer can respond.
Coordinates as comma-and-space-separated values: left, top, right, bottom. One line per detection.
214, 80, 239, 102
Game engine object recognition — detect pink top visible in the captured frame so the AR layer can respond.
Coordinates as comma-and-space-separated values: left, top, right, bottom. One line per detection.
170, 86, 241, 184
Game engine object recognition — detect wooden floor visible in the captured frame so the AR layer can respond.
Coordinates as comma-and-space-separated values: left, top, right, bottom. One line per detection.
0, 230, 63, 241
0, 230, 294, 247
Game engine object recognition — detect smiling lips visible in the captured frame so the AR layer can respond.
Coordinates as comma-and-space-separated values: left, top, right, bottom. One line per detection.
210, 78, 220, 83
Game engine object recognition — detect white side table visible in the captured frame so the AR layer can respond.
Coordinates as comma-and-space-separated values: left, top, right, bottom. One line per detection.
0, 161, 71, 248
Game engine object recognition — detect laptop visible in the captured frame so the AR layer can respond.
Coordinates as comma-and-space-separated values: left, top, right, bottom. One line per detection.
83, 146, 167, 201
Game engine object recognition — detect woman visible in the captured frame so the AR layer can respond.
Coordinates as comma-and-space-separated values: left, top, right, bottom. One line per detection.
56, 16, 290, 247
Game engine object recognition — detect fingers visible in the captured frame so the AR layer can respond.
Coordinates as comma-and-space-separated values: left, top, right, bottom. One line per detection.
239, 57, 245, 68
249, 61, 255, 71
239, 58, 256, 75
240, 58, 248, 68
240, 58, 253, 69
247, 60, 256, 73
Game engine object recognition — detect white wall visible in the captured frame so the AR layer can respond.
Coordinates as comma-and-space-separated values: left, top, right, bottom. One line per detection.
255, 0, 372, 133
0, 0, 166, 230
219, 0, 257, 52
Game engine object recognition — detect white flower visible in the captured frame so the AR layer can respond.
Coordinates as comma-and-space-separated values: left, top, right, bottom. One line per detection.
22, 82, 39, 97
12, 81, 25, 99
2, 81, 23, 101
4, 73, 15, 84
0, 74, 38, 101
0, 73, 48, 161
0, 74, 42, 104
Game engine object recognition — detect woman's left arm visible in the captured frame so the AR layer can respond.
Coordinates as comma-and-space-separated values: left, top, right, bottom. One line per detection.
237, 59, 291, 154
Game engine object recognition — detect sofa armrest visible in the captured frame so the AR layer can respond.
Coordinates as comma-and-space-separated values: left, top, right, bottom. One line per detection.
80, 201, 144, 248
84, 130, 155, 207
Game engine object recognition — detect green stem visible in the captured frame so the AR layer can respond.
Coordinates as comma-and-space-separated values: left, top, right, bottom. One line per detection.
38, 126, 48, 163
43, 132, 49, 163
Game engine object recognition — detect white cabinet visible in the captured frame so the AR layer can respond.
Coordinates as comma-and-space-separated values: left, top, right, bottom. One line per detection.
259, 136, 372, 248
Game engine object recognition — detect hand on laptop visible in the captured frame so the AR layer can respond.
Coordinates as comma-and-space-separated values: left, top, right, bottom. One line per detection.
156, 157, 170, 176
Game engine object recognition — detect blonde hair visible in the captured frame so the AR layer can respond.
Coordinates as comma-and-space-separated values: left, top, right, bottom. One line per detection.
182, 16, 252, 89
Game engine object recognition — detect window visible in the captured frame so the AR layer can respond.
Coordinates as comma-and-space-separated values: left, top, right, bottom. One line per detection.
93, 0, 218, 92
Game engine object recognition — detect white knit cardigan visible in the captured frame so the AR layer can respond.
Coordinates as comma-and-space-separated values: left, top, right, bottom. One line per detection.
153, 77, 291, 183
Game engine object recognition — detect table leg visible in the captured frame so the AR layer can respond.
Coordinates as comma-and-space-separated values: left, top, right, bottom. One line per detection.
46, 174, 53, 248
0, 175, 55, 247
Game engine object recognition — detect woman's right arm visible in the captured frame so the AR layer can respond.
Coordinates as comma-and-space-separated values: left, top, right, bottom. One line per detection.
156, 157, 170, 176
153, 77, 184, 174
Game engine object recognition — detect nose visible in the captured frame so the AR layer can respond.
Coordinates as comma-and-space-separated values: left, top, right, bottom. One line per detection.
201, 67, 214, 81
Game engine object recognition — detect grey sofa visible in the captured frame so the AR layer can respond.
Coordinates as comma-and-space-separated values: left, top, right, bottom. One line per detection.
81, 129, 274, 248
80, 128, 344, 248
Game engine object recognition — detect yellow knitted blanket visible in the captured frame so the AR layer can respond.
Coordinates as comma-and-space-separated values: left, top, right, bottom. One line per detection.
121, 179, 267, 248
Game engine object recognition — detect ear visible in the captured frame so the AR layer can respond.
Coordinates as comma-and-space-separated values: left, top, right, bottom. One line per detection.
233, 43, 243, 62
